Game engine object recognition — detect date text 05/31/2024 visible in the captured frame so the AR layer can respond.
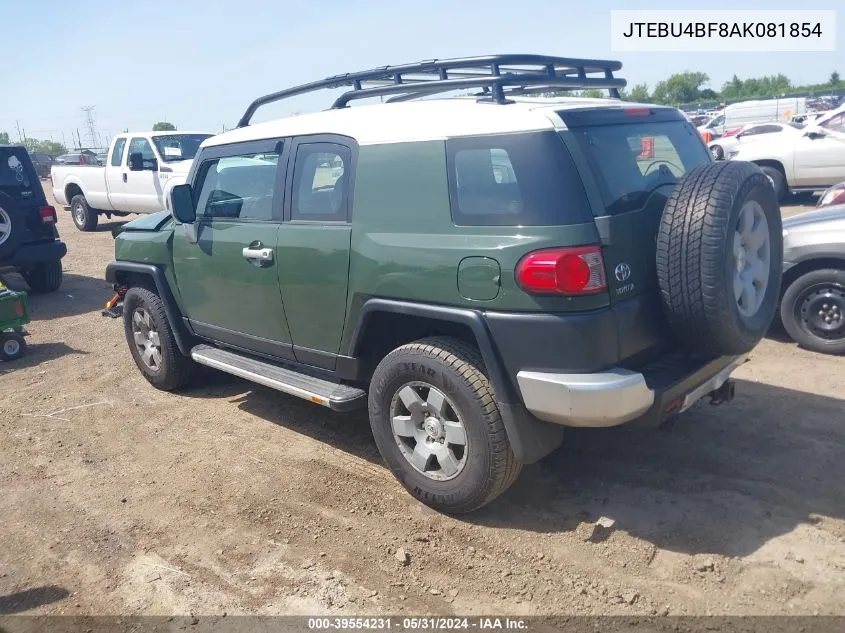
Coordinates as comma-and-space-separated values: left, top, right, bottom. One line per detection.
307, 617, 528, 630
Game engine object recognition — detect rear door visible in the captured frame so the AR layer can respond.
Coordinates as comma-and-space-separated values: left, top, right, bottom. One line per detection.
172, 139, 295, 359
276, 136, 354, 370
105, 137, 128, 208
560, 109, 713, 306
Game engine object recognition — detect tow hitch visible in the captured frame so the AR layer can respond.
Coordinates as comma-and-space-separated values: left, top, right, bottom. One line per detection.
708, 378, 735, 406
102, 286, 127, 319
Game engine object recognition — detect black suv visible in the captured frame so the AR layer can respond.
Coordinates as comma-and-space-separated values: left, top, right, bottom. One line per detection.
0, 146, 66, 292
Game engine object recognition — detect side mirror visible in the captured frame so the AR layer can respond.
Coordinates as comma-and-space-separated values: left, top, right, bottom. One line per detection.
170, 184, 196, 224
128, 152, 144, 171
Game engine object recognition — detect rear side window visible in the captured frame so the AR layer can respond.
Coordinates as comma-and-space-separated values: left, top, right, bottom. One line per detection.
291, 143, 351, 222
446, 132, 591, 226
111, 138, 126, 166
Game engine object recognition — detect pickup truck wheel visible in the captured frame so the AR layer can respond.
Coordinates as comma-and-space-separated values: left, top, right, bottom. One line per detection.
0, 193, 25, 258
368, 336, 521, 513
780, 269, 845, 355
123, 287, 196, 390
759, 165, 787, 201
22, 260, 63, 293
0, 333, 26, 362
657, 161, 783, 355
70, 194, 98, 232
709, 145, 724, 160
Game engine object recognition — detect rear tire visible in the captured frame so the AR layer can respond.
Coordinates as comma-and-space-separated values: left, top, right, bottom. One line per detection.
368, 336, 521, 513
710, 144, 724, 160
780, 268, 845, 355
70, 194, 98, 232
759, 165, 788, 202
123, 287, 196, 390
22, 260, 63, 293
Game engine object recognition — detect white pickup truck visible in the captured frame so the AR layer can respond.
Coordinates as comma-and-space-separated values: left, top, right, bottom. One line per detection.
51, 131, 213, 231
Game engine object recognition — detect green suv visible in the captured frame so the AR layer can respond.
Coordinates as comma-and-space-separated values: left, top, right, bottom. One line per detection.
106, 56, 782, 512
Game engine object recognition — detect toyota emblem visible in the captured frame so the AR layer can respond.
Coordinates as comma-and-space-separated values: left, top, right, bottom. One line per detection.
614, 262, 632, 282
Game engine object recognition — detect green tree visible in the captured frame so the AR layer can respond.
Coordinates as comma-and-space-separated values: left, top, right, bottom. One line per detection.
579, 88, 605, 99
626, 83, 651, 103
0, 131, 9, 144
651, 71, 710, 105
830, 71, 841, 86
36, 140, 67, 156
152, 121, 176, 131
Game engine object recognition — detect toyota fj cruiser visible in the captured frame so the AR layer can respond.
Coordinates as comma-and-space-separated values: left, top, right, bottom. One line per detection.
0, 145, 65, 293
106, 56, 783, 513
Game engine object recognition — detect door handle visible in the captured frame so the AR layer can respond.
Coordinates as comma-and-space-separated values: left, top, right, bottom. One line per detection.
122, 173, 127, 183
242, 246, 273, 263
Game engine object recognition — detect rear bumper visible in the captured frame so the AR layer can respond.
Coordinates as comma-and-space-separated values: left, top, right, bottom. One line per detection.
516, 354, 745, 428
0, 240, 67, 267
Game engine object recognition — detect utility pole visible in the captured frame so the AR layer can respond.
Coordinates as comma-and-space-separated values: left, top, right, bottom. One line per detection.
75, 128, 83, 150
61, 132, 67, 149
15, 121, 25, 143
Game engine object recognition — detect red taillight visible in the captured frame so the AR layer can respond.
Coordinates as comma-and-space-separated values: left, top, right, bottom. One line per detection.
39, 205, 57, 224
515, 246, 607, 295
624, 107, 651, 117
14, 301, 24, 317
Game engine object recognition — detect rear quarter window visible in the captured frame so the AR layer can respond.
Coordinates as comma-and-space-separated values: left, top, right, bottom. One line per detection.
445, 131, 592, 226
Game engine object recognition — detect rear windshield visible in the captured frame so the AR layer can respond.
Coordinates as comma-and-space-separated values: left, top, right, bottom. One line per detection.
445, 131, 592, 226
0, 148, 39, 202
567, 120, 711, 215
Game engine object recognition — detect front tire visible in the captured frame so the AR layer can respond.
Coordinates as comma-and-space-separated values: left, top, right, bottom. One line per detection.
710, 144, 724, 160
759, 166, 788, 202
780, 269, 845, 355
70, 194, 98, 232
22, 260, 63, 293
368, 336, 521, 513
123, 287, 196, 390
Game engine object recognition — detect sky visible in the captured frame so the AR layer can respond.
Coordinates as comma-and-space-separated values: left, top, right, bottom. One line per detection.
1, 0, 842, 150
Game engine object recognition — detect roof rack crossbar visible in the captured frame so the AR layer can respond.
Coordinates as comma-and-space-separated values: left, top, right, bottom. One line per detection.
237, 54, 625, 127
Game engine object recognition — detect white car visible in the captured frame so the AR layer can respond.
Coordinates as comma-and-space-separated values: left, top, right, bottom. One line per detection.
708, 121, 805, 160
51, 131, 213, 231
727, 105, 845, 200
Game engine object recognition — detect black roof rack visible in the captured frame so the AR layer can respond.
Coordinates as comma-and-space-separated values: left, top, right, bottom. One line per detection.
237, 54, 626, 128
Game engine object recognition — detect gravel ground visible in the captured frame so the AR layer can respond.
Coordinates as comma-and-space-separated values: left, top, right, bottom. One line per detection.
0, 188, 843, 617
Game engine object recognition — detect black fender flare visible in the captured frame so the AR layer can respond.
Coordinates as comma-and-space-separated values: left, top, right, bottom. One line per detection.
349, 299, 563, 464
105, 261, 193, 356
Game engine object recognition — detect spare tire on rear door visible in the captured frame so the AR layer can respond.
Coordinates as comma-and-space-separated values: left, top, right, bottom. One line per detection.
656, 161, 783, 355
0, 192, 25, 259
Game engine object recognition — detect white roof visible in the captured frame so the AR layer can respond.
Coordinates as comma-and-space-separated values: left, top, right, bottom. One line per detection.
204, 97, 654, 148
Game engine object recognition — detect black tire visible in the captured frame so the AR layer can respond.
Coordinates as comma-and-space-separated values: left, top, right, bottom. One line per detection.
123, 287, 195, 390
22, 260, 63, 293
70, 194, 98, 231
759, 165, 788, 202
780, 268, 845, 355
0, 333, 26, 362
657, 161, 783, 356
709, 144, 724, 160
368, 336, 522, 513
0, 192, 25, 259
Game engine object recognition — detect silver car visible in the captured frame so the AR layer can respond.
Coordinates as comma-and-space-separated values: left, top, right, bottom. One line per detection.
780, 206, 845, 354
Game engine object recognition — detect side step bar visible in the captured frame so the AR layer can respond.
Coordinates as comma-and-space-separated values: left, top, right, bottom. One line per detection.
190, 344, 366, 412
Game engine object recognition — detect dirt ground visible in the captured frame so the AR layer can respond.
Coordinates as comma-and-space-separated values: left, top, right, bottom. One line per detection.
0, 187, 843, 618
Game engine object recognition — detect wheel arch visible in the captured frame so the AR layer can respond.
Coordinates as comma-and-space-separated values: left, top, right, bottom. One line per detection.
105, 261, 193, 355
65, 181, 85, 204
348, 298, 563, 464
782, 257, 845, 296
